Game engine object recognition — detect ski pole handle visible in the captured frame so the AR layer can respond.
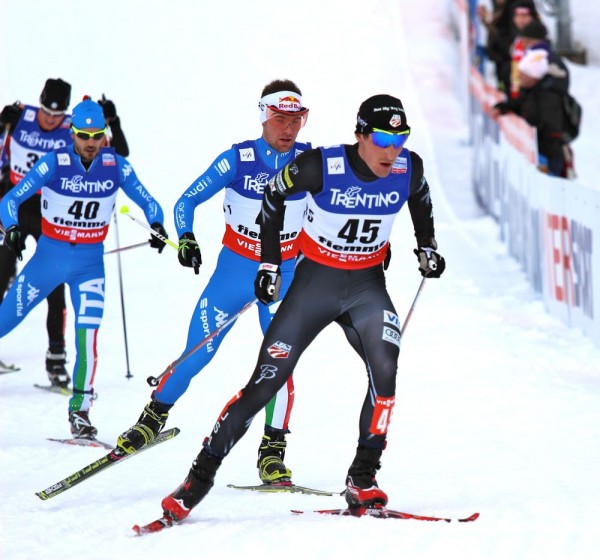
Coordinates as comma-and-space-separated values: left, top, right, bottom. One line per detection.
119, 205, 178, 250
146, 299, 258, 387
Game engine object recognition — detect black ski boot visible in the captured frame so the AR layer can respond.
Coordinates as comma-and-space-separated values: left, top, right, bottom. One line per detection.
46, 349, 70, 388
161, 448, 222, 521
345, 445, 388, 509
69, 410, 98, 440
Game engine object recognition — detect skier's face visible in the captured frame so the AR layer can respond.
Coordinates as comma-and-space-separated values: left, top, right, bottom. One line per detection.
262, 112, 306, 153
38, 108, 66, 132
72, 127, 106, 162
356, 132, 405, 178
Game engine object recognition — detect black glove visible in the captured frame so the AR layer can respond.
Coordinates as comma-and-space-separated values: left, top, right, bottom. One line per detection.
493, 101, 510, 115
0, 102, 22, 133
149, 222, 168, 254
98, 96, 117, 123
254, 263, 282, 304
383, 244, 392, 271
178, 232, 201, 274
413, 246, 446, 278
4, 225, 25, 260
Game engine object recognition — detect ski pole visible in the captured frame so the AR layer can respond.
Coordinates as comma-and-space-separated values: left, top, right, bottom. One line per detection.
400, 278, 426, 337
146, 298, 258, 387
0, 123, 10, 162
119, 205, 178, 250
104, 241, 150, 255
112, 211, 133, 379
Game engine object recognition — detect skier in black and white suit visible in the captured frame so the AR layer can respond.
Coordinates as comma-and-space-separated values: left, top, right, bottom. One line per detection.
156, 94, 446, 522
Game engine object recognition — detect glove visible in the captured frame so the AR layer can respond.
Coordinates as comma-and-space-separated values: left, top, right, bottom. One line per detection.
254, 263, 282, 304
0, 102, 22, 133
413, 246, 446, 278
4, 225, 25, 260
98, 96, 118, 123
178, 232, 202, 274
492, 101, 510, 115
383, 244, 392, 271
149, 222, 168, 254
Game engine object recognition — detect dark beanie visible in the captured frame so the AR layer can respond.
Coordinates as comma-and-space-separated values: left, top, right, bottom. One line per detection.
355, 94, 409, 133
519, 20, 548, 40
40, 78, 72, 112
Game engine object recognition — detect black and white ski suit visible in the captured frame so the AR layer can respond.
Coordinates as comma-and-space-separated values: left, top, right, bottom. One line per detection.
204, 143, 438, 456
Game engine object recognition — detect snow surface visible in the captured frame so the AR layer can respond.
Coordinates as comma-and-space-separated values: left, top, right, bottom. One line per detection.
0, 1, 598, 559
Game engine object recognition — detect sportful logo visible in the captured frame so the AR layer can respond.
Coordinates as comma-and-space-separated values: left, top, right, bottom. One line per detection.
215, 158, 231, 176
330, 186, 401, 209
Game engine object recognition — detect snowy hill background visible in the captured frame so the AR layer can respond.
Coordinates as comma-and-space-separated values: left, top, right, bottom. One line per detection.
1, 1, 599, 559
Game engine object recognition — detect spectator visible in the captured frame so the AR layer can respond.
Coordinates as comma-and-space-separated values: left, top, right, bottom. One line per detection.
486, 0, 541, 93
491, 48, 572, 177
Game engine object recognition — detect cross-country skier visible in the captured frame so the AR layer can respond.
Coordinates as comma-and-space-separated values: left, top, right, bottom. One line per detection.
152, 93, 446, 523
116, 79, 310, 485
0, 98, 167, 439
0, 78, 129, 382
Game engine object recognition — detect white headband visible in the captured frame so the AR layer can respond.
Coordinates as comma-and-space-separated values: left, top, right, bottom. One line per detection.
258, 91, 305, 123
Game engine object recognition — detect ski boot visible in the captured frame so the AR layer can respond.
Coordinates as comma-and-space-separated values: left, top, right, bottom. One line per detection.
46, 349, 70, 388
117, 399, 172, 454
345, 445, 388, 509
69, 410, 98, 440
257, 428, 292, 484
162, 447, 222, 522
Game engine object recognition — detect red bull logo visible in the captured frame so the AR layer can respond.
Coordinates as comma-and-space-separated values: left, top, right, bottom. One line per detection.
277, 95, 302, 112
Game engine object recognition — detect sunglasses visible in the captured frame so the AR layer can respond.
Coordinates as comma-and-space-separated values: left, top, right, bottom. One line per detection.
370, 127, 410, 149
71, 125, 107, 141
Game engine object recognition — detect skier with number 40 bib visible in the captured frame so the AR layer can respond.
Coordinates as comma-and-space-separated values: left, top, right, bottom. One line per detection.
153, 94, 447, 524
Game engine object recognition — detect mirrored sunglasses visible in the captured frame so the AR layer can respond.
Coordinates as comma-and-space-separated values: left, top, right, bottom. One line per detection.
371, 127, 410, 149
71, 125, 107, 141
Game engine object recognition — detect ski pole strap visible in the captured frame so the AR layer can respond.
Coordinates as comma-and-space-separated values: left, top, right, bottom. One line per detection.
146, 298, 259, 387
119, 205, 178, 250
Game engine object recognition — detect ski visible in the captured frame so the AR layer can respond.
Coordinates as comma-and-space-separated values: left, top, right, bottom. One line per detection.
132, 515, 176, 536
0, 359, 20, 374
47, 436, 113, 450
227, 482, 343, 497
36, 427, 180, 501
34, 384, 71, 396
291, 506, 480, 523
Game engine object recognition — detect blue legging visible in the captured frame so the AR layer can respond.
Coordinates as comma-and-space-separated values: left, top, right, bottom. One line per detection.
0, 236, 105, 411
154, 247, 296, 430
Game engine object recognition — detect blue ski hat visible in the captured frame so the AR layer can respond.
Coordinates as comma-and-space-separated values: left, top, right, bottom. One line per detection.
71, 98, 105, 129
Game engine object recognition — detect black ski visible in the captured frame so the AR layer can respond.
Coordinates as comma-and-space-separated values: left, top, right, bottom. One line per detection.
227, 482, 343, 496
36, 427, 180, 500
292, 505, 480, 523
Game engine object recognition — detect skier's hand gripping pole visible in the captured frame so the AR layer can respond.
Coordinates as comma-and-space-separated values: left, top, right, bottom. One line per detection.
119, 206, 178, 250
